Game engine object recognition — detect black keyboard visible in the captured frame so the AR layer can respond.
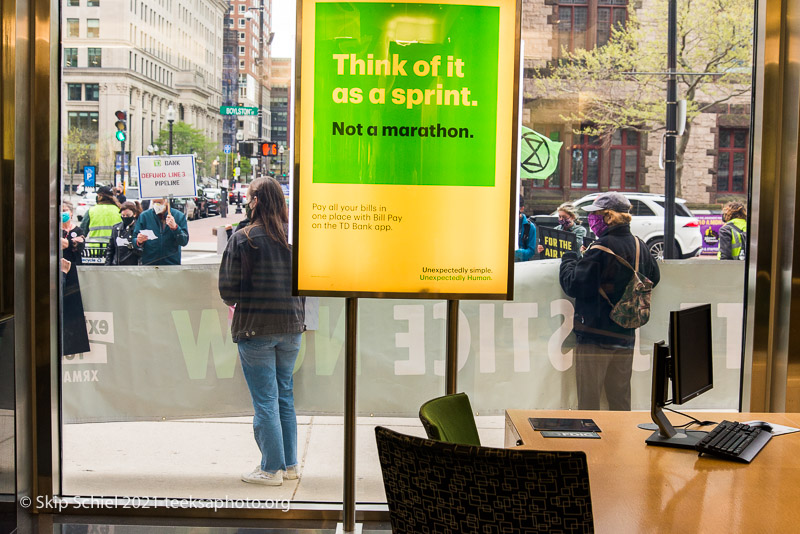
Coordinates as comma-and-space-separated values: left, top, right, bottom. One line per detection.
695, 420, 772, 463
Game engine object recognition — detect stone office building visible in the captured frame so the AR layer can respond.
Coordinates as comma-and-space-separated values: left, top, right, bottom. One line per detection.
61, 0, 229, 186
225, 0, 272, 144
269, 57, 290, 150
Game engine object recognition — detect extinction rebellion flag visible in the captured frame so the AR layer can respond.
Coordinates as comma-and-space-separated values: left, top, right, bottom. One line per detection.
520, 126, 563, 179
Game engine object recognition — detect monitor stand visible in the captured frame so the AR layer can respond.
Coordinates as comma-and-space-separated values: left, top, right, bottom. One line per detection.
645, 404, 703, 449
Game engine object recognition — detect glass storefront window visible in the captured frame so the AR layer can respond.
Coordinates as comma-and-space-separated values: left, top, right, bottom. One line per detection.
55, 0, 756, 513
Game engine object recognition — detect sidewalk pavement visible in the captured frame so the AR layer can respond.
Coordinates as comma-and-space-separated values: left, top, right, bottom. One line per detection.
185, 211, 248, 253
61, 415, 506, 502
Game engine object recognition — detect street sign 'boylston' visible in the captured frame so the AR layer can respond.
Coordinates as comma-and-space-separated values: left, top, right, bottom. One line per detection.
219, 106, 258, 116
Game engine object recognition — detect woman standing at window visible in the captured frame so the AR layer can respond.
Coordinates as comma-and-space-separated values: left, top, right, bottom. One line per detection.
219, 177, 305, 485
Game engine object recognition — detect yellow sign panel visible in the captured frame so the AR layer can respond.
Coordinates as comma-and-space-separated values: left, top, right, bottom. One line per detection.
294, 0, 520, 299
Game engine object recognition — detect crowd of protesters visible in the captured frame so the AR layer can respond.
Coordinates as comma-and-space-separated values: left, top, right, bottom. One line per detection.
72, 185, 190, 266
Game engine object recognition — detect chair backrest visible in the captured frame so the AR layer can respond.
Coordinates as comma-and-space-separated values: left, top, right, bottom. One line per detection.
375, 426, 594, 534
419, 392, 481, 446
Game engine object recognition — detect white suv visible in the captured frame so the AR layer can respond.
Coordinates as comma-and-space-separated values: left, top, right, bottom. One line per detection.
569, 193, 703, 260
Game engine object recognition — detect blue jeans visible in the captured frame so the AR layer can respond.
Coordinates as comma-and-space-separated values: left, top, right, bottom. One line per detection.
238, 333, 302, 473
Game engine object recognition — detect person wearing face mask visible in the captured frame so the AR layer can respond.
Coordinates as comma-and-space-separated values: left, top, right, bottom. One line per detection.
219, 177, 305, 486
61, 201, 91, 356
133, 197, 190, 265
105, 201, 143, 265
538, 202, 588, 255
114, 185, 127, 204
559, 192, 660, 411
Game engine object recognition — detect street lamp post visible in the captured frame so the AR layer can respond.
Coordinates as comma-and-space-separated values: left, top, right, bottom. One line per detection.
212, 157, 220, 188
279, 145, 285, 177
166, 104, 176, 155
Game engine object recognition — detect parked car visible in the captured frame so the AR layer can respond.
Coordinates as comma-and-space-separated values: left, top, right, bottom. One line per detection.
553, 192, 703, 260
170, 197, 197, 220
202, 188, 222, 215
75, 192, 97, 221
228, 183, 248, 205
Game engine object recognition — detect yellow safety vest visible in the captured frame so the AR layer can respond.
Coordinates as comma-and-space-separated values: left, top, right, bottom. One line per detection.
718, 218, 747, 260
86, 204, 122, 249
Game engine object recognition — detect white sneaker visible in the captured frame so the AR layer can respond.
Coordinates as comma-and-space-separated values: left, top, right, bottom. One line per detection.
242, 466, 283, 486
284, 465, 300, 480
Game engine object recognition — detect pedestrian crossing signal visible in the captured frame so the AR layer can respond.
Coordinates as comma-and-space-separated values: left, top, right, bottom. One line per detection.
260, 142, 278, 157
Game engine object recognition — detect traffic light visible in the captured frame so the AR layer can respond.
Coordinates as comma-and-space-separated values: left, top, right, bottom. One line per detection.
260, 141, 278, 157
239, 141, 254, 157
114, 110, 127, 142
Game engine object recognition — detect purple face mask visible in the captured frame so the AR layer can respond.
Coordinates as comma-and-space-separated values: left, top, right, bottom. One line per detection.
558, 217, 572, 229
587, 213, 608, 236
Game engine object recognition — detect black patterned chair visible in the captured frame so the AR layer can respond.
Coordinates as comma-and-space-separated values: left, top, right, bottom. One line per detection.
375, 426, 594, 534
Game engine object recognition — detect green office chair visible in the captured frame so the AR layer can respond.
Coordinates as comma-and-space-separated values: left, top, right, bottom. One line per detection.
419, 392, 481, 446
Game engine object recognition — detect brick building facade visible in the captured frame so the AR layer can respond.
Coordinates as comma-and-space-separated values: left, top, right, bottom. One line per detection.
520, 0, 751, 213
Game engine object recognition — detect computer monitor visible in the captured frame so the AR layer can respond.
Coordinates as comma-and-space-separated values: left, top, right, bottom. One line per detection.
645, 304, 714, 449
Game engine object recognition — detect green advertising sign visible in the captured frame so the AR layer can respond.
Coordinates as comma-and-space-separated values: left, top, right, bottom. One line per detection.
313, 2, 500, 186
220, 106, 258, 116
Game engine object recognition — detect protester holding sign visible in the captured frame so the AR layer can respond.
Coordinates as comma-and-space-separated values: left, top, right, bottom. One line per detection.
538, 226, 579, 259
219, 177, 305, 486
538, 203, 588, 256
133, 198, 189, 265
555, 203, 587, 241
558, 192, 660, 411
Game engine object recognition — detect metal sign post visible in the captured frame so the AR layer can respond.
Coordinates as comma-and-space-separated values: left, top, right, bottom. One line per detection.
664, 0, 678, 259
446, 300, 459, 395
343, 297, 358, 533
